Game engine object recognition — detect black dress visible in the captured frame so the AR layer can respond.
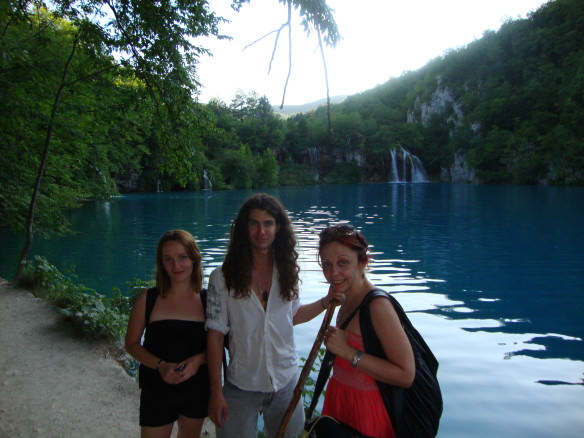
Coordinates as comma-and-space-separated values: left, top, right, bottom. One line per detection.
138, 288, 209, 397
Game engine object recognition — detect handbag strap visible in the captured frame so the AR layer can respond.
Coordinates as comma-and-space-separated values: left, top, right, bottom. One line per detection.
306, 290, 379, 419
145, 287, 158, 323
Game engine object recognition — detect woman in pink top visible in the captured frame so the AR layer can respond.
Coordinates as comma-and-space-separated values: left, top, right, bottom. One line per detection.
318, 224, 415, 438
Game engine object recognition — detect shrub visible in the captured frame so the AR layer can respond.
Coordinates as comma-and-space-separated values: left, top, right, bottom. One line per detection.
17, 256, 147, 343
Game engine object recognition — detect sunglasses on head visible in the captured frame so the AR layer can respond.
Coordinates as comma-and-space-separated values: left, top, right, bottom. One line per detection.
319, 224, 370, 251
319, 224, 356, 238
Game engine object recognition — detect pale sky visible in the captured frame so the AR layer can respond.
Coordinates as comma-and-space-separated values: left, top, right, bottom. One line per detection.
196, 0, 550, 106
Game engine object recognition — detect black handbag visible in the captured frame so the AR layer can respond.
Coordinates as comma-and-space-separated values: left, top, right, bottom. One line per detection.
302, 415, 372, 438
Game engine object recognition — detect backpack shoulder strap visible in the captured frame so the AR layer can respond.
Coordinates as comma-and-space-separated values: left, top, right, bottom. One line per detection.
360, 288, 410, 333
361, 288, 388, 310
306, 349, 334, 419
200, 288, 208, 313
145, 287, 158, 324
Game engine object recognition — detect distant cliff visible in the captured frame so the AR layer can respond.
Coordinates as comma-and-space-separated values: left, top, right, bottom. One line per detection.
320, 0, 583, 185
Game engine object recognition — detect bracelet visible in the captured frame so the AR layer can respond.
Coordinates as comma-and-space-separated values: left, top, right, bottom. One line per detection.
320, 297, 327, 309
156, 358, 162, 370
351, 350, 363, 368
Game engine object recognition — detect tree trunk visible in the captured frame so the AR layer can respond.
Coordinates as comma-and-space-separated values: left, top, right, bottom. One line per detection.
14, 33, 80, 281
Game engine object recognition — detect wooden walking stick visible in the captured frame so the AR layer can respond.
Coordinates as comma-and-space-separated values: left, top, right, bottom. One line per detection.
275, 303, 336, 438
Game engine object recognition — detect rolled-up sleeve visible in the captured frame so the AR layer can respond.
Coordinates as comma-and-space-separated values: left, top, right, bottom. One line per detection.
205, 268, 230, 335
291, 296, 301, 316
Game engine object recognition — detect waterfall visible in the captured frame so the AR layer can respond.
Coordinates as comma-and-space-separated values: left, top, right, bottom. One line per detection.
389, 147, 429, 183
307, 146, 320, 182
390, 149, 399, 183
203, 169, 213, 190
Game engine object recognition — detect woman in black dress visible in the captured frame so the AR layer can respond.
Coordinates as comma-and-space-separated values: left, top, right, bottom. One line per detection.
125, 230, 210, 438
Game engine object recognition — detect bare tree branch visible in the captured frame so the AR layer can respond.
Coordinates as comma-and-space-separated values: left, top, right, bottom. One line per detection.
280, 0, 293, 108
242, 27, 280, 53
317, 28, 332, 136
267, 25, 285, 74
239, 0, 296, 108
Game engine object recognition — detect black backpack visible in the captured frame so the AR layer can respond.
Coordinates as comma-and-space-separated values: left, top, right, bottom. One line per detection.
307, 288, 442, 438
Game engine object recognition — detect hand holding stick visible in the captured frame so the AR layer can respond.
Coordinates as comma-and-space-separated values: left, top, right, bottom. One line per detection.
275, 303, 336, 438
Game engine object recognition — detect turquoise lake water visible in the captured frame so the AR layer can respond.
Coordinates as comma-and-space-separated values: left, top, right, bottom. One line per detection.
1, 182, 583, 437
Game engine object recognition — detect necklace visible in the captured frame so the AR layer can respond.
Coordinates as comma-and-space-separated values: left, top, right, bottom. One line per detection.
253, 280, 271, 303
252, 263, 272, 305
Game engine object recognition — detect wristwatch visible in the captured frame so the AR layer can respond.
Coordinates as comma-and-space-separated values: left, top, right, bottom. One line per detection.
351, 350, 363, 367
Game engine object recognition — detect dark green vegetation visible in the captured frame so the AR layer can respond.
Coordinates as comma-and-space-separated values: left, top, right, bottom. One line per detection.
0, 0, 340, 278
17, 256, 146, 342
344, 0, 584, 186
1, 0, 583, 264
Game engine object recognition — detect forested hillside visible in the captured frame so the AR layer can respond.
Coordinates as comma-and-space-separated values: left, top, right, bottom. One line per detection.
327, 0, 583, 185
1, 0, 582, 239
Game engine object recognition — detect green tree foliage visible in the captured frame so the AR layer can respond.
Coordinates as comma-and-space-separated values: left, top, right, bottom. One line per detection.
0, 11, 113, 234
3, 0, 583, 280
219, 146, 254, 189
296, 0, 584, 185
1, 1, 228, 279
0, 0, 340, 279
255, 149, 280, 187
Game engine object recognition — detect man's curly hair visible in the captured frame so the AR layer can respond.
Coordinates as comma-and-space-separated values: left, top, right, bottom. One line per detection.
222, 193, 299, 300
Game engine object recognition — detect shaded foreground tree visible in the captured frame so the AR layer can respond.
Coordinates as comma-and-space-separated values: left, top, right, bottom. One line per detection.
2, 0, 226, 280
0, 0, 340, 281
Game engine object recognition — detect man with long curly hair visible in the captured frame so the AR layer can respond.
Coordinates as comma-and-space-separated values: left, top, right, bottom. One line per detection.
206, 193, 340, 438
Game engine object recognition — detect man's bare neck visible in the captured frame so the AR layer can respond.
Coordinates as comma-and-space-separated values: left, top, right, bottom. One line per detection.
252, 248, 273, 267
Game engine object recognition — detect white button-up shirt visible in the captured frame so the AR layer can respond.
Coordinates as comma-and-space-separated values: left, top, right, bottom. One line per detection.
205, 266, 301, 392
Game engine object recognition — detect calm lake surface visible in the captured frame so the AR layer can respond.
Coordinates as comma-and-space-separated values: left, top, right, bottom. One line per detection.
1, 183, 583, 437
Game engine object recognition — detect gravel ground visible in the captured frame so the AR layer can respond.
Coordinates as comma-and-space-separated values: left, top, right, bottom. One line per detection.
0, 278, 215, 438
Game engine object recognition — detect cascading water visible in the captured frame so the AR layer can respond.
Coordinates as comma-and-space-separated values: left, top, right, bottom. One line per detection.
203, 169, 213, 190
307, 146, 320, 182
389, 147, 429, 183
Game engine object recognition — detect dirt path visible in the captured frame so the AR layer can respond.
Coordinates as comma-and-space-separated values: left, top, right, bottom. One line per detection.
0, 278, 215, 438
